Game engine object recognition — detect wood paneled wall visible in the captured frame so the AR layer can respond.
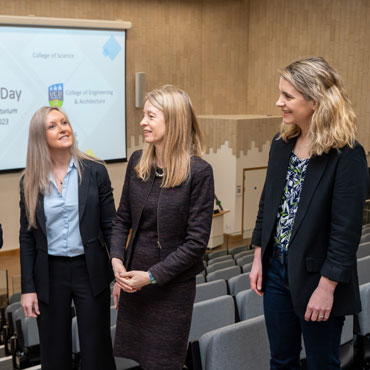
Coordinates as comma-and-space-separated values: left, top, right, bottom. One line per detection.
246, 0, 370, 151
0, 0, 249, 146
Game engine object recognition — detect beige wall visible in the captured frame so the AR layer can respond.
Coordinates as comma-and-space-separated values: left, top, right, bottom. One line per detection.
246, 0, 370, 151
0, 0, 249, 251
1, 0, 370, 251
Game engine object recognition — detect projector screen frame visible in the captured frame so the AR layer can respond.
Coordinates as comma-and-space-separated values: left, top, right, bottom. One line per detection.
0, 15, 131, 174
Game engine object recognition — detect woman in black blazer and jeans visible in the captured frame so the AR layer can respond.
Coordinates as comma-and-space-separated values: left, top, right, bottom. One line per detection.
250, 57, 369, 369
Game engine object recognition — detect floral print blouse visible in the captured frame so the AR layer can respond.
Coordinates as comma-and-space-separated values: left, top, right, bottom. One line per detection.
274, 152, 310, 251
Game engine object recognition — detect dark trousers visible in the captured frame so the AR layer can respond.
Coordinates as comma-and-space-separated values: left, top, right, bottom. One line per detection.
37, 255, 116, 370
263, 252, 345, 370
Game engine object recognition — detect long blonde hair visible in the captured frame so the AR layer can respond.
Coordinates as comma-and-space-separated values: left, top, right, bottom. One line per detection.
23, 106, 97, 228
136, 85, 204, 187
279, 57, 357, 155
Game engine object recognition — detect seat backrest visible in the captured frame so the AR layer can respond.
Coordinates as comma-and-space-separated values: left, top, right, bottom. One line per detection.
357, 282, 370, 336
194, 279, 228, 303
196, 274, 205, 285
236, 254, 254, 267
13, 306, 25, 332
234, 250, 254, 261
9, 292, 22, 304
207, 249, 227, 260
357, 255, 370, 285
236, 289, 264, 321
207, 255, 234, 266
242, 262, 253, 273
23, 317, 40, 347
206, 259, 235, 274
206, 266, 241, 282
72, 316, 80, 354
360, 233, 370, 244
6, 302, 21, 334
228, 273, 251, 296
199, 315, 269, 370
228, 245, 249, 256
188, 295, 235, 342
5, 301, 22, 318
110, 306, 118, 326
357, 242, 370, 259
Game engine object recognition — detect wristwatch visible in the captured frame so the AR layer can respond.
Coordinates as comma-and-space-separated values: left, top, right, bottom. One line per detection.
148, 271, 157, 285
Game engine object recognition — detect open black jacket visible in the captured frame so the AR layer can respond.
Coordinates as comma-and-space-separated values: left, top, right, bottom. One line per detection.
252, 135, 369, 318
110, 150, 214, 286
19, 160, 115, 304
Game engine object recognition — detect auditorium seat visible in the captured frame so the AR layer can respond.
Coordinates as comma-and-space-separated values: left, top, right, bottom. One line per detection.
235, 289, 264, 321
207, 254, 234, 266
228, 272, 251, 296
198, 315, 270, 370
355, 282, 370, 367
357, 242, 370, 259
242, 262, 253, 273
357, 255, 370, 285
196, 274, 205, 285
207, 249, 228, 260
206, 259, 235, 274
3, 302, 21, 354
235, 254, 254, 267
360, 233, 370, 244
194, 279, 228, 303
9, 292, 22, 304
189, 295, 235, 342
234, 250, 254, 261
228, 245, 249, 256
110, 306, 118, 326
206, 266, 241, 282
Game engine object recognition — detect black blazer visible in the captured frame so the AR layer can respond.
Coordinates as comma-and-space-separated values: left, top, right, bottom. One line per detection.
110, 150, 214, 286
19, 160, 116, 304
252, 135, 369, 318
0, 224, 3, 248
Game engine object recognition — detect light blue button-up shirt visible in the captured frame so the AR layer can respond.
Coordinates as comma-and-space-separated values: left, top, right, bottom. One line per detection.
44, 157, 84, 257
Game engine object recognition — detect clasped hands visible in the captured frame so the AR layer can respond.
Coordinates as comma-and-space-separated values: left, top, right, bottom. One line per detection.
111, 257, 151, 308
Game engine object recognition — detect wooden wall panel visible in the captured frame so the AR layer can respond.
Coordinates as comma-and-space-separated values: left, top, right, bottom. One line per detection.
0, 0, 248, 148
245, 0, 370, 151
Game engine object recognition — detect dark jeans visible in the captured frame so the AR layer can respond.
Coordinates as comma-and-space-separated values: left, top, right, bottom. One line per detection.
263, 251, 345, 370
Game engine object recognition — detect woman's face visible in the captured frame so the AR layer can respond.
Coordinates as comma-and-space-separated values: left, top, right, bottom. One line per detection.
140, 100, 166, 148
276, 77, 316, 129
45, 110, 73, 151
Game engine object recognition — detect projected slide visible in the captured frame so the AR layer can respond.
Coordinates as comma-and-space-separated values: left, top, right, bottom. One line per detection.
0, 25, 126, 171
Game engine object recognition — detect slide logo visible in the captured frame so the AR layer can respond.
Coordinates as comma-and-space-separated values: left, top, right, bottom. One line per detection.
103, 35, 122, 61
48, 83, 64, 107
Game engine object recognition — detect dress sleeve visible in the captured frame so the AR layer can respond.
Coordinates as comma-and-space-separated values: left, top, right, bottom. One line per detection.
149, 163, 214, 285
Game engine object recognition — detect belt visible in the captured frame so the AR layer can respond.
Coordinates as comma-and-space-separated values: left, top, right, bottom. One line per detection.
272, 245, 288, 264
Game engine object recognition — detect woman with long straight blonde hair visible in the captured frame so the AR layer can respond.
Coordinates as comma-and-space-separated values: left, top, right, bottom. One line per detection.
20, 106, 116, 370
110, 85, 214, 370
250, 57, 369, 369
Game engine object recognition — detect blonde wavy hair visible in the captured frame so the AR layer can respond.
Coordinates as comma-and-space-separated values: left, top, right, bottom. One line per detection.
279, 56, 357, 155
23, 106, 98, 228
136, 85, 204, 187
